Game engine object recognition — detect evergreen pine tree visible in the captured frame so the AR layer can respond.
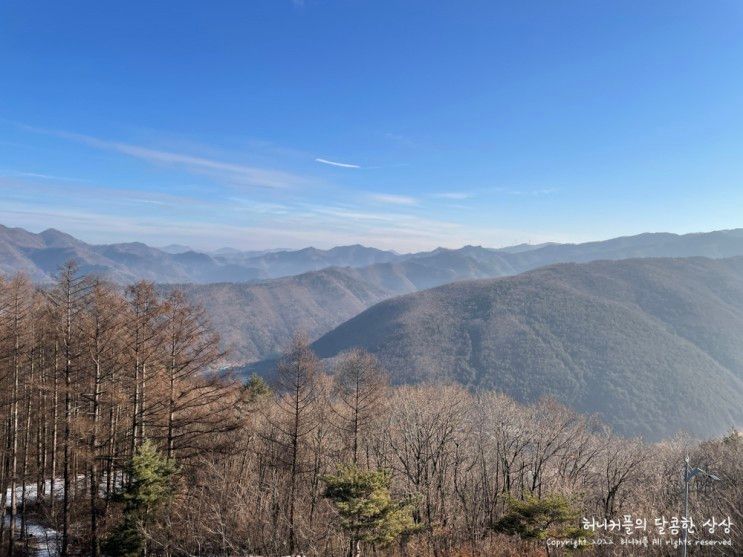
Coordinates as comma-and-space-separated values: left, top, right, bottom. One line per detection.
103, 441, 177, 557
323, 464, 416, 557
494, 493, 585, 552
245, 372, 271, 401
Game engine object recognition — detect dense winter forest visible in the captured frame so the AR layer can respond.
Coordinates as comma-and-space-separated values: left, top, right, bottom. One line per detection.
0, 264, 740, 556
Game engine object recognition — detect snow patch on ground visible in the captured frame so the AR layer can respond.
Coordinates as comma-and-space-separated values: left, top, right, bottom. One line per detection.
2, 515, 59, 557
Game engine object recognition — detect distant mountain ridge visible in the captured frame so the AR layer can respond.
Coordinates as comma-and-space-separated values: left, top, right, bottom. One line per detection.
5, 223, 743, 285
158, 244, 194, 254
304, 257, 743, 440
178, 247, 519, 363
0, 224, 400, 283
181, 229, 743, 364
7, 223, 743, 377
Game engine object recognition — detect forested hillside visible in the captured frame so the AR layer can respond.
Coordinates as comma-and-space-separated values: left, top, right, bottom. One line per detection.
0, 268, 740, 555
310, 257, 743, 439
176, 268, 392, 363
179, 248, 520, 363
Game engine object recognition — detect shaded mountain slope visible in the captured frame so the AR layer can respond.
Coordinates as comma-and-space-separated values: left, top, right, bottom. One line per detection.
180, 248, 516, 363
309, 257, 743, 439
177, 268, 391, 364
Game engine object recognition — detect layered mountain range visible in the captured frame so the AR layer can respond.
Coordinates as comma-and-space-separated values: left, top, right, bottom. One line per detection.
180, 228, 743, 364
5, 223, 743, 285
3, 223, 743, 438
0, 224, 399, 283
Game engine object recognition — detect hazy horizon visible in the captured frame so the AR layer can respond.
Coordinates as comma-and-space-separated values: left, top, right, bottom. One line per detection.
5, 221, 743, 254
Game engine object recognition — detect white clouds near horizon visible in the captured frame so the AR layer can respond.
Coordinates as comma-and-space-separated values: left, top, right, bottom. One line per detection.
0, 173, 571, 252
3, 124, 577, 252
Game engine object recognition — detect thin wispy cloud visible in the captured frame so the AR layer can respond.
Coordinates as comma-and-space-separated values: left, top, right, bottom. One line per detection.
383, 132, 417, 149
368, 193, 418, 206
0, 170, 90, 184
8, 171, 88, 182
23, 126, 312, 189
5, 125, 569, 252
228, 198, 291, 215
492, 186, 559, 196
315, 158, 361, 169
434, 192, 473, 200
0, 173, 573, 252
0, 175, 219, 212
308, 205, 404, 223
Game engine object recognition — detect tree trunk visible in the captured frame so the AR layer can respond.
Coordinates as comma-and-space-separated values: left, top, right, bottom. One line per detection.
50, 343, 59, 519
61, 287, 73, 557
89, 353, 102, 557
7, 304, 22, 557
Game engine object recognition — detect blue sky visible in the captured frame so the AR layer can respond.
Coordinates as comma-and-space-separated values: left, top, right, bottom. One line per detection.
1, 1, 743, 251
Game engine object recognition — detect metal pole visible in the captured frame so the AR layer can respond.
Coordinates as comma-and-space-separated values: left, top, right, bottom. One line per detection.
682, 455, 689, 557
